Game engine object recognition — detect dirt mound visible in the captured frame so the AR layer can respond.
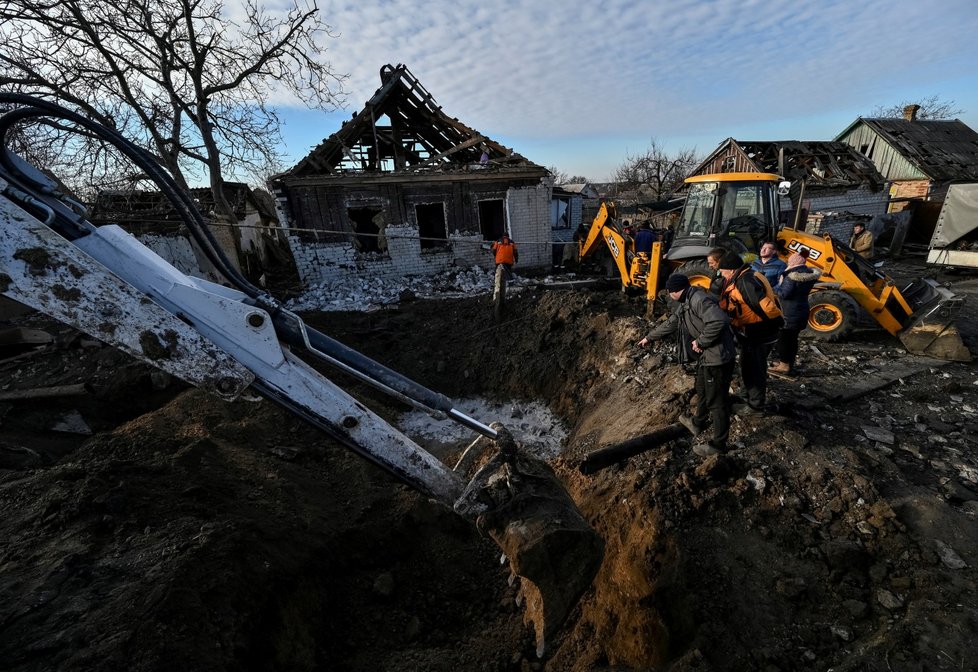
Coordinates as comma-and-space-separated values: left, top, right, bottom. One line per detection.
2, 285, 978, 671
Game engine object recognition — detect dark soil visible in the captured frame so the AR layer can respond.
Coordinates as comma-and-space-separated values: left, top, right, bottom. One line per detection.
2, 258, 978, 672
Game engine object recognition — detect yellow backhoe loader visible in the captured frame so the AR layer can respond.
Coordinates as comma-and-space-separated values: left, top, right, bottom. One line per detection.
576, 200, 664, 300
586, 172, 970, 361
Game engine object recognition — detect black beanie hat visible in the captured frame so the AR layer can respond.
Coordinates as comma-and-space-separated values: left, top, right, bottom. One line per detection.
664, 274, 691, 292
718, 252, 744, 270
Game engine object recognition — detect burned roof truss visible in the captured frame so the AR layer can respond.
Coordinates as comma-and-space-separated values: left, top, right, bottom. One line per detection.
289, 64, 538, 177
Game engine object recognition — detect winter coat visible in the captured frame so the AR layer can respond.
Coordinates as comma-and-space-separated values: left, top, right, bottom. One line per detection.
750, 257, 787, 286
646, 286, 736, 367
634, 228, 654, 254
775, 264, 821, 330
719, 266, 784, 344
492, 238, 518, 265
850, 229, 874, 259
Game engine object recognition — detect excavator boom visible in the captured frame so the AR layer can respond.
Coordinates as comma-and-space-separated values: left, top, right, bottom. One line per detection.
0, 95, 603, 655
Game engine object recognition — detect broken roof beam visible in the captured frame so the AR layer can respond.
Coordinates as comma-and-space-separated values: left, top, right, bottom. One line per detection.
407, 135, 486, 171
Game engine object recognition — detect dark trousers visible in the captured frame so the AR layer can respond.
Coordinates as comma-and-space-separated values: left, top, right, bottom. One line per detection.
776, 327, 801, 367
740, 340, 773, 408
694, 360, 735, 449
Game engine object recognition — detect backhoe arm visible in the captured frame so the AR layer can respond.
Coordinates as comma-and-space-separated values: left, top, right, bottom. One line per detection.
0, 95, 603, 654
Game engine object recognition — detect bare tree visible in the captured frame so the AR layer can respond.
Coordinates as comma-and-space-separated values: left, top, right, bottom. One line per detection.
614, 139, 698, 200
0, 0, 345, 216
567, 175, 590, 184
870, 94, 963, 120
547, 165, 569, 186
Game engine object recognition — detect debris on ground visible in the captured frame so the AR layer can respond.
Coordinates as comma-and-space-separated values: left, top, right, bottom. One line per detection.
1, 255, 977, 671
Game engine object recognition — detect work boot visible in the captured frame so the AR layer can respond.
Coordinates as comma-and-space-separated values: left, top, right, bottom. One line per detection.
732, 402, 763, 417
692, 443, 722, 457
768, 361, 792, 375
678, 414, 703, 437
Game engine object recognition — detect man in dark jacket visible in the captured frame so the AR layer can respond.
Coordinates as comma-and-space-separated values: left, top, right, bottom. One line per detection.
770, 250, 821, 374
638, 273, 736, 456
717, 251, 783, 413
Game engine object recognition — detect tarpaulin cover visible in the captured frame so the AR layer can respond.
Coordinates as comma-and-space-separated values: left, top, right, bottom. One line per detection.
931, 182, 978, 248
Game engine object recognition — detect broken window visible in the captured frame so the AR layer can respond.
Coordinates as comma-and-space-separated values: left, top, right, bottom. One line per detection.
347, 207, 388, 255
478, 200, 505, 241
415, 203, 448, 249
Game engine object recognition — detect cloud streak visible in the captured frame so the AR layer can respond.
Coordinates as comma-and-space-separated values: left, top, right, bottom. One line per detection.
269, 0, 978, 179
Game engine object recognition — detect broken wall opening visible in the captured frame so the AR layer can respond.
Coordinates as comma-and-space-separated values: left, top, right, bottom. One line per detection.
415, 202, 448, 249
479, 200, 505, 240
348, 206, 386, 254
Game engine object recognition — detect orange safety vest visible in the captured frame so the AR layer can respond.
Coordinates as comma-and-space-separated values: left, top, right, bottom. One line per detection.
492, 237, 517, 265
720, 268, 782, 329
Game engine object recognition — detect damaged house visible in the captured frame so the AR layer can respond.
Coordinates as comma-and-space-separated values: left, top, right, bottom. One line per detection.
690, 138, 888, 220
836, 105, 978, 241
89, 183, 284, 284
272, 64, 552, 287
688, 138, 896, 246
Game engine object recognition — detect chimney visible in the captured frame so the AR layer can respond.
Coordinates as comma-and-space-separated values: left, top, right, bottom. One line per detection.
903, 104, 921, 121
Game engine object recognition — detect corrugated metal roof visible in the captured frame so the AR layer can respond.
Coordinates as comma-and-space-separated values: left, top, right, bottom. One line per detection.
836, 118, 978, 182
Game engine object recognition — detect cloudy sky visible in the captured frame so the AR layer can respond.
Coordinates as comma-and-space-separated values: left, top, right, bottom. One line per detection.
273, 0, 978, 181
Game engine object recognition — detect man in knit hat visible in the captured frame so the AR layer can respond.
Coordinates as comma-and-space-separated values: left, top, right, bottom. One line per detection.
717, 251, 784, 414
638, 273, 736, 456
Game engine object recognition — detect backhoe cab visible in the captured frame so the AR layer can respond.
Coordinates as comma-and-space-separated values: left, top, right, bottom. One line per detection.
667, 172, 786, 286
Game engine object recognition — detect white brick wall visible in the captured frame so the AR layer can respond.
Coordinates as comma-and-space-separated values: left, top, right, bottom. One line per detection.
507, 183, 551, 268
779, 186, 890, 222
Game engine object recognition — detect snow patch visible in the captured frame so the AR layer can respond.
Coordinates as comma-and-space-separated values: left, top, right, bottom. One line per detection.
397, 397, 569, 460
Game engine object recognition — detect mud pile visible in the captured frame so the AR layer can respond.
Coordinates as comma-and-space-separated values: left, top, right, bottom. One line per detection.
2, 285, 978, 671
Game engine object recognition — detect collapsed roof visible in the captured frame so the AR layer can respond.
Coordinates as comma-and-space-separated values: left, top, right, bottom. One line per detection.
836, 118, 978, 182
90, 182, 276, 223
286, 64, 544, 178
694, 139, 885, 190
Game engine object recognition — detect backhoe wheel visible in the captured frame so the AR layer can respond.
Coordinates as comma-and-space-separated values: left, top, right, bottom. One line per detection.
807, 290, 857, 341
675, 259, 715, 291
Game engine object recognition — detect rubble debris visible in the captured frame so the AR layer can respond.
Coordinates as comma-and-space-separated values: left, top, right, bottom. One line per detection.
49, 409, 92, 434
0, 382, 88, 401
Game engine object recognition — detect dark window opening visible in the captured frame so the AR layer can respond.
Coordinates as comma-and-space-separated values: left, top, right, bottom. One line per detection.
479, 200, 505, 241
416, 203, 448, 249
348, 207, 387, 255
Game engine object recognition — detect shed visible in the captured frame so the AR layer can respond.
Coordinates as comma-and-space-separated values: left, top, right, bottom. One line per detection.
835, 106, 978, 239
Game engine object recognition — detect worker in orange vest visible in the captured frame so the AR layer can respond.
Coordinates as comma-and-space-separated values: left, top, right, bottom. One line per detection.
491, 234, 518, 278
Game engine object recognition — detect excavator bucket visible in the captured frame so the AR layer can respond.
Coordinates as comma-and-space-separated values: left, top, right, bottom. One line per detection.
897, 279, 972, 362
455, 427, 604, 658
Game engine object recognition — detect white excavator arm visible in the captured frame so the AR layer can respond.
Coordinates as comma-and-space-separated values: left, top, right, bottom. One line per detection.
0, 95, 602, 656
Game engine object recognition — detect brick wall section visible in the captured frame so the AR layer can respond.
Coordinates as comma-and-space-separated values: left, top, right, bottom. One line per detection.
889, 180, 931, 211
283, 183, 550, 287
506, 182, 551, 268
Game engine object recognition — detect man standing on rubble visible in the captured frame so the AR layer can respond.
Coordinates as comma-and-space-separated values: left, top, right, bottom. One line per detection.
492, 233, 518, 279
770, 249, 820, 375
717, 251, 784, 414
638, 274, 736, 457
